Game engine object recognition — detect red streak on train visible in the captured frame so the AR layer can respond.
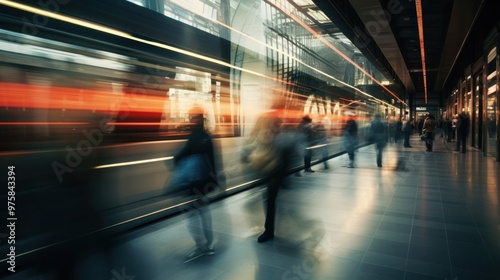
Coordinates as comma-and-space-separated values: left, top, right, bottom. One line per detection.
0, 82, 167, 113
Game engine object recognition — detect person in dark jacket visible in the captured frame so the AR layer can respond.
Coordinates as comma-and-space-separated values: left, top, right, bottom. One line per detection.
343, 116, 358, 167
456, 112, 470, 153
402, 118, 413, 148
175, 109, 218, 262
369, 114, 388, 167
245, 111, 294, 243
297, 115, 316, 173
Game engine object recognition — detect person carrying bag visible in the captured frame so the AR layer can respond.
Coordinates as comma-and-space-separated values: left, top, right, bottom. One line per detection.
422, 114, 437, 152
168, 109, 219, 262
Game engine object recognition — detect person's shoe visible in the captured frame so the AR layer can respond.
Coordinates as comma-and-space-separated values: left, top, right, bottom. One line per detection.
257, 232, 274, 243
184, 248, 207, 263
404, 145, 413, 148
204, 245, 215, 255
347, 163, 354, 168
324, 164, 329, 170
294, 172, 302, 177
304, 169, 315, 173
377, 164, 382, 167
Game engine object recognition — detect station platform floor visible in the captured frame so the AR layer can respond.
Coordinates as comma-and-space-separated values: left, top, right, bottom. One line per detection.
8, 135, 500, 280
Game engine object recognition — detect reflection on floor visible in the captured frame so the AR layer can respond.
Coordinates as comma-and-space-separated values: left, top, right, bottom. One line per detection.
8, 135, 500, 280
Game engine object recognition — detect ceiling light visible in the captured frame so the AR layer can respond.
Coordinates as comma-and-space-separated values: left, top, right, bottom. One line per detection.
415, 0, 428, 104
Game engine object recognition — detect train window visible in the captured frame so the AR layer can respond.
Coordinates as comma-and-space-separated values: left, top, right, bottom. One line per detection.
0, 26, 236, 150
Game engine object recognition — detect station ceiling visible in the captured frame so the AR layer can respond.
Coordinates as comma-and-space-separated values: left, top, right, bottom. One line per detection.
312, 0, 485, 105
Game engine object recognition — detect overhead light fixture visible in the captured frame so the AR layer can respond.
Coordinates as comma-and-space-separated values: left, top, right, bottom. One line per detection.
415, 0, 428, 104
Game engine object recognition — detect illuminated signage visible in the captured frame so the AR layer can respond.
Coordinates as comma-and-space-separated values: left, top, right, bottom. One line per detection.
416, 107, 427, 111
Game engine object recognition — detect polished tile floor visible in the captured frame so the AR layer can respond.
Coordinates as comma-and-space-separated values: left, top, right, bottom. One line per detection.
115, 136, 500, 280
9, 135, 500, 280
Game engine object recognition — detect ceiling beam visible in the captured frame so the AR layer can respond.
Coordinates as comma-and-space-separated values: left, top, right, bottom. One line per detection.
434, 0, 484, 93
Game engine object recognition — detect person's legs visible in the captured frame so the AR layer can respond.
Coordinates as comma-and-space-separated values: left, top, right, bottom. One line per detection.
376, 145, 382, 167
185, 186, 214, 261
304, 148, 313, 172
200, 205, 213, 249
460, 133, 467, 153
322, 146, 329, 169
347, 148, 355, 167
184, 206, 208, 261
259, 176, 280, 242
187, 206, 205, 249
404, 132, 410, 147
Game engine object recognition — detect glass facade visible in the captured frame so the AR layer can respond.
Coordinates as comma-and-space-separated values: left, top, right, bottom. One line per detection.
126, 0, 403, 130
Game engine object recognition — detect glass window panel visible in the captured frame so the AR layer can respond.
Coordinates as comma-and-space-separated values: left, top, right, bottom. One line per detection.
292, 0, 315, 6
127, 0, 145, 7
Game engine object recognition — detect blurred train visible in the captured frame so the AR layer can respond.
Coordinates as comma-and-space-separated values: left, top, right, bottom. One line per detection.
0, 0, 402, 273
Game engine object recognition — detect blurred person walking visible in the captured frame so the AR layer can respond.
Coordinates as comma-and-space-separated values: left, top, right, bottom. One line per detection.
369, 114, 388, 167
174, 108, 219, 262
395, 118, 403, 143
314, 118, 330, 169
445, 118, 453, 142
422, 114, 437, 152
297, 115, 316, 173
242, 111, 295, 243
455, 112, 470, 153
343, 115, 358, 168
402, 118, 413, 148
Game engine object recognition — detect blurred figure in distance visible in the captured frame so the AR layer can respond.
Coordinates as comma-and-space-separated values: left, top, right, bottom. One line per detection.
455, 111, 470, 153
343, 113, 358, 168
313, 116, 330, 169
369, 114, 388, 167
402, 117, 413, 148
297, 115, 316, 173
422, 114, 437, 152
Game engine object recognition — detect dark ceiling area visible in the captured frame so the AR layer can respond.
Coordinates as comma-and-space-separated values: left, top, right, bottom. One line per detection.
380, 0, 454, 97
314, 0, 496, 106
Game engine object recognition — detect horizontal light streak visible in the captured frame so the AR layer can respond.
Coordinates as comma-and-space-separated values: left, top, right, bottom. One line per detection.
0, 0, 402, 111
225, 179, 261, 191
306, 143, 329, 150
0, 122, 88, 125
0, 0, 284, 85
0, 82, 166, 112
93, 156, 174, 169
268, 0, 407, 106
107, 122, 193, 126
